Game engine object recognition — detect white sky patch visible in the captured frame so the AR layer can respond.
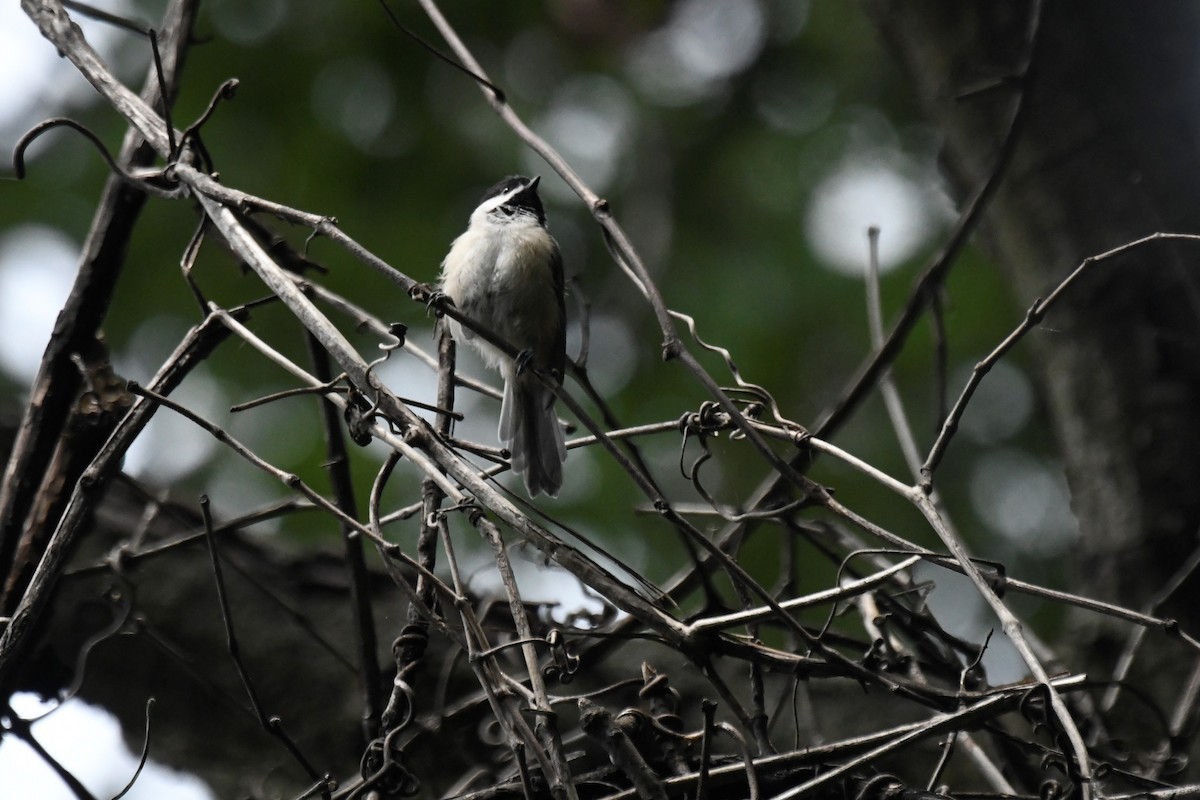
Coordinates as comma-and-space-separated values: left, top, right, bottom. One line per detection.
426, 342, 501, 447
0, 2, 140, 153
122, 364, 223, 484
0, 226, 79, 385
0, 5, 59, 135
913, 564, 1027, 684
116, 315, 223, 483
372, 347, 442, 426
0, 695, 214, 800
626, 0, 767, 106
805, 156, 941, 276
464, 541, 637, 628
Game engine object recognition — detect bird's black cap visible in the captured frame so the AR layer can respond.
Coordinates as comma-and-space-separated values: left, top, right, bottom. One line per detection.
482, 175, 545, 224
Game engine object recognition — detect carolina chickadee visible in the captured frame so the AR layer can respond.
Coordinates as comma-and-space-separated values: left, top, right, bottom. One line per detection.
439, 175, 567, 497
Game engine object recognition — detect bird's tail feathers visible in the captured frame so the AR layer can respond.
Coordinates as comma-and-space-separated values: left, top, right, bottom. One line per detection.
500, 375, 566, 497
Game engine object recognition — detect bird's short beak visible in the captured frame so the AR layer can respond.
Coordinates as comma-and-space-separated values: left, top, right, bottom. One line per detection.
527, 175, 541, 192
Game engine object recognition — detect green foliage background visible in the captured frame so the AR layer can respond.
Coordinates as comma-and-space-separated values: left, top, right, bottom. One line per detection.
1, 1, 1066, 652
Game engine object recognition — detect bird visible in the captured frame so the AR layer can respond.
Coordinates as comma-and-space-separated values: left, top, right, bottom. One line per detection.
438, 175, 568, 497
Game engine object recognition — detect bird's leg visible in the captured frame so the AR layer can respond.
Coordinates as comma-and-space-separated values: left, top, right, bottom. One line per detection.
514, 349, 534, 375
421, 287, 452, 317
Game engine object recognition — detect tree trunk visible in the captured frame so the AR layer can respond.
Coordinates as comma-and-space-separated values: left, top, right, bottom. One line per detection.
866, 1, 1200, 640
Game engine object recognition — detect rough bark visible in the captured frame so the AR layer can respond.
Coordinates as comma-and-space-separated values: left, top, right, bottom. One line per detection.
866, 1, 1200, 632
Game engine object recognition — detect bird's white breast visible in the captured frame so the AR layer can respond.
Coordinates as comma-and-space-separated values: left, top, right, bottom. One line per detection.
440, 217, 560, 372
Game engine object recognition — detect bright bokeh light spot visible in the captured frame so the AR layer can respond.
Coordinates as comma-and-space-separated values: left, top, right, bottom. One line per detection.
0, 694, 214, 800
970, 449, 1079, 553
764, 0, 812, 42
529, 75, 636, 198
670, 0, 766, 81
753, 72, 835, 136
0, 226, 78, 385
205, 461, 286, 520
805, 156, 940, 276
207, 0, 286, 45
956, 359, 1035, 444
627, 0, 766, 106
553, 441, 601, 505
503, 27, 567, 103
565, 313, 637, 396
311, 56, 397, 152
